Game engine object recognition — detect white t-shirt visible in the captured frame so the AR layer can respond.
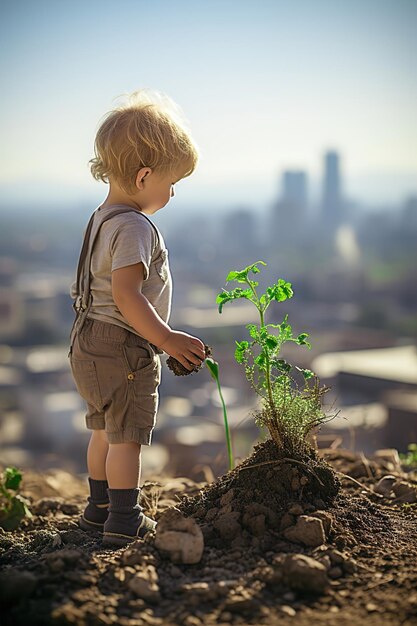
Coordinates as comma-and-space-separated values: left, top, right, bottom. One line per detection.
70, 205, 172, 338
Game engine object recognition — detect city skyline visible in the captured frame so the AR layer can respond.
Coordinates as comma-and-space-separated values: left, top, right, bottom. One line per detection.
0, 0, 416, 210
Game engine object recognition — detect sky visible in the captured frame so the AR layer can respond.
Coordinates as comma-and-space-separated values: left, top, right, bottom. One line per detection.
0, 0, 416, 212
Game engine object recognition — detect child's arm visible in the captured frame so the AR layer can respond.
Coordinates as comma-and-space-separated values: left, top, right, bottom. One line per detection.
112, 262, 205, 371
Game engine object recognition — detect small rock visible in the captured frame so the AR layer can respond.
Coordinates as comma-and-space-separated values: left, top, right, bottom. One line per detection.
288, 504, 304, 516
283, 554, 329, 594
281, 605, 296, 616
245, 513, 266, 536
308, 511, 333, 537
154, 507, 204, 564
220, 489, 235, 507
392, 481, 417, 503
366, 602, 379, 612
374, 475, 397, 496
128, 565, 160, 603
213, 511, 241, 541
283, 515, 326, 548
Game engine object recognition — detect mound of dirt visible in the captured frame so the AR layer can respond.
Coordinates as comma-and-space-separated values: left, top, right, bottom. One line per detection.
177, 438, 341, 552
1, 441, 417, 626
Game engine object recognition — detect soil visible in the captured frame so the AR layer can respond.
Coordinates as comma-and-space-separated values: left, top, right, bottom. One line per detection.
1, 440, 417, 626
166, 345, 212, 376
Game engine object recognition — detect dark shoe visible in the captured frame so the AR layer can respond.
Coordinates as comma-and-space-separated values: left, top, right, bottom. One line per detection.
79, 501, 109, 532
78, 477, 109, 533
102, 487, 157, 547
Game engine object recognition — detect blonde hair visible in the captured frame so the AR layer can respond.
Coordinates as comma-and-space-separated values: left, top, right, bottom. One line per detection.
89, 89, 199, 194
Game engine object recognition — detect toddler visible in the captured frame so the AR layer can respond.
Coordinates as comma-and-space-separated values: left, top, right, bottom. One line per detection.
68, 89, 205, 547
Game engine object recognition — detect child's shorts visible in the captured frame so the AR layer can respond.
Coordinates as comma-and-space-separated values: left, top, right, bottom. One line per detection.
69, 317, 162, 445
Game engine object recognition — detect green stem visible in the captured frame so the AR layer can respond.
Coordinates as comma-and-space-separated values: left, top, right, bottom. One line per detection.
247, 277, 274, 415
205, 359, 234, 471
216, 377, 234, 471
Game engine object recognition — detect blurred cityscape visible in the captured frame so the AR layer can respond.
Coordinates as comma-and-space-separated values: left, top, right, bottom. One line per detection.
0, 148, 416, 480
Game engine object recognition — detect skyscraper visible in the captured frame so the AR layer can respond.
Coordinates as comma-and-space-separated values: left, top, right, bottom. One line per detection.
283, 170, 308, 209
271, 169, 308, 235
321, 150, 343, 229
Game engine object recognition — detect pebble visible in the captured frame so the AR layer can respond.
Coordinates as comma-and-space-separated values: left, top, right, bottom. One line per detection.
281, 605, 296, 616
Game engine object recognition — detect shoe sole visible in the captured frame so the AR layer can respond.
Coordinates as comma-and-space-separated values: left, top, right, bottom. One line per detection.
102, 531, 138, 547
78, 515, 105, 532
102, 516, 156, 547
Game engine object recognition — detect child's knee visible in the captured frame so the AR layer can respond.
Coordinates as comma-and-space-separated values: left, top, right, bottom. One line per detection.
91, 429, 108, 440
109, 441, 141, 451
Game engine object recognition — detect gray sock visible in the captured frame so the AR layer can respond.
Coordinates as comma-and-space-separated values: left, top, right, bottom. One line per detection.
88, 477, 109, 504
104, 487, 156, 538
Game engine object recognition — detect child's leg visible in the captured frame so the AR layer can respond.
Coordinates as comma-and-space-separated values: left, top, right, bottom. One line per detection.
105, 442, 142, 488
87, 429, 109, 480
79, 430, 110, 531
103, 442, 156, 546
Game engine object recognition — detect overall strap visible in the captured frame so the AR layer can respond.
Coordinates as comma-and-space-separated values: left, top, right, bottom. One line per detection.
69, 205, 159, 351
76, 205, 160, 311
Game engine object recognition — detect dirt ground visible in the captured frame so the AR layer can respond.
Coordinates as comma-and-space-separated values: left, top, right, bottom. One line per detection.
0, 440, 416, 626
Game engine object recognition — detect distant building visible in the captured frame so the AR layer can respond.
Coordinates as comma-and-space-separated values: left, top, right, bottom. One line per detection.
271, 170, 308, 238
321, 150, 343, 230
222, 207, 258, 256
0, 257, 25, 339
402, 194, 417, 230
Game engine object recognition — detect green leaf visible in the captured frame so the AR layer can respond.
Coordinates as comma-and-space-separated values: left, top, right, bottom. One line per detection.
0, 495, 27, 531
205, 357, 219, 380
226, 270, 240, 282
297, 367, 315, 380
265, 335, 279, 350
296, 333, 312, 349
279, 315, 293, 340
272, 358, 292, 373
4, 467, 22, 491
268, 279, 294, 303
254, 352, 267, 368
246, 323, 258, 339
235, 340, 249, 364
225, 261, 266, 284
216, 291, 232, 313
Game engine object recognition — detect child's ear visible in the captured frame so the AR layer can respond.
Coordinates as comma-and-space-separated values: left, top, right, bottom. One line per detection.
135, 167, 152, 189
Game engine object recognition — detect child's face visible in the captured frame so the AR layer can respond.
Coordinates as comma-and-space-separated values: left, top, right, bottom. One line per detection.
136, 165, 187, 215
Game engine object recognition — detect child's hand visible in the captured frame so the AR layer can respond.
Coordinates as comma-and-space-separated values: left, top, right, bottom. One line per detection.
158, 331, 206, 371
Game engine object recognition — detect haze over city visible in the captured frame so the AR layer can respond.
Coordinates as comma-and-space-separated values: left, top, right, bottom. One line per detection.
0, 0, 416, 211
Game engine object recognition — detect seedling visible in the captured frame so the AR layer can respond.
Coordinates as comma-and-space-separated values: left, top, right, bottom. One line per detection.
205, 357, 234, 470
0, 466, 33, 531
216, 260, 338, 455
